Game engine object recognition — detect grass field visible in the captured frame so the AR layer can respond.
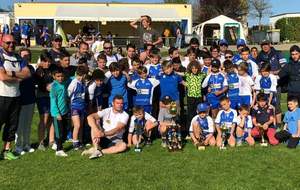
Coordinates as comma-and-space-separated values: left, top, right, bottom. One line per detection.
0, 49, 298, 190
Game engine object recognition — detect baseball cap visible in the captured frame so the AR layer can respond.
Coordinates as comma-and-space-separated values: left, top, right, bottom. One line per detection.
197, 103, 209, 112
236, 39, 246, 47
52, 34, 62, 41
211, 59, 221, 68
219, 39, 228, 46
260, 39, 271, 46
162, 95, 173, 105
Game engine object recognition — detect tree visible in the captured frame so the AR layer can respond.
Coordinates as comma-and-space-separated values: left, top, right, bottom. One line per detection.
193, 0, 249, 24
164, 0, 189, 3
249, 0, 272, 30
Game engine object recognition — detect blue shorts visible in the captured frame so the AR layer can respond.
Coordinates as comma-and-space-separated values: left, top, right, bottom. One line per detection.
36, 97, 50, 115
207, 93, 222, 109
71, 108, 85, 117
229, 96, 240, 109
239, 95, 251, 106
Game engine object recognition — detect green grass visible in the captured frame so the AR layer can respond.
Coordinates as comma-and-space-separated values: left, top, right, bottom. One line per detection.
0, 49, 296, 190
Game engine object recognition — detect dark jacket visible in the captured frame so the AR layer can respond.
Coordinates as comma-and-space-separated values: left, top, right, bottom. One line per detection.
279, 60, 300, 93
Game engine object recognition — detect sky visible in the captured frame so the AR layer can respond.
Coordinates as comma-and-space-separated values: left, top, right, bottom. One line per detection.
2, 0, 300, 26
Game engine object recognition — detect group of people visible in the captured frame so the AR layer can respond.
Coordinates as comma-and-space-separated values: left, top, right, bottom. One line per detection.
1, 15, 300, 160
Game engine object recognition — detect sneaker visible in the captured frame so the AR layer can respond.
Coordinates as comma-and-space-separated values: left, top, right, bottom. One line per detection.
81, 147, 96, 156
161, 141, 167, 148
89, 149, 103, 159
24, 146, 35, 153
145, 138, 152, 146
3, 150, 19, 160
55, 150, 68, 157
38, 143, 46, 151
236, 141, 243, 147
15, 147, 25, 156
73, 142, 83, 150
51, 143, 57, 151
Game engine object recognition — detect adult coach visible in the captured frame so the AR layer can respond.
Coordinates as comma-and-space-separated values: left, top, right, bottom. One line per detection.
0, 34, 31, 160
49, 34, 68, 65
257, 40, 287, 127
130, 15, 162, 50
84, 95, 129, 159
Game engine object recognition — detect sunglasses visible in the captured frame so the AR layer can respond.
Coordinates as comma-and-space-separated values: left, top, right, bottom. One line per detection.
4, 41, 15, 45
104, 47, 112, 49
225, 56, 233, 59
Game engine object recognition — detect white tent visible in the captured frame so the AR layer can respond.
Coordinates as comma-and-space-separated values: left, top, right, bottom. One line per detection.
193, 15, 246, 46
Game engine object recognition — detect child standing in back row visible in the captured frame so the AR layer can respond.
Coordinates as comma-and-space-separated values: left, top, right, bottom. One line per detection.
50, 68, 69, 157
68, 66, 88, 150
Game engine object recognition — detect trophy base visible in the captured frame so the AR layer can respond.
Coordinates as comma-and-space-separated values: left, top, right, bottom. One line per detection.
134, 148, 142, 152
260, 142, 268, 147
197, 146, 205, 150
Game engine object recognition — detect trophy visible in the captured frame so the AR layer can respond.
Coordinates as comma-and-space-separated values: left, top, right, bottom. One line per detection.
134, 119, 145, 152
220, 123, 229, 150
258, 125, 268, 147
197, 128, 206, 150
169, 101, 177, 116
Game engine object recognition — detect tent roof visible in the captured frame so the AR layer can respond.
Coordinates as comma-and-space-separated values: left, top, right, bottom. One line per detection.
55, 5, 181, 22
195, 15, 241, 28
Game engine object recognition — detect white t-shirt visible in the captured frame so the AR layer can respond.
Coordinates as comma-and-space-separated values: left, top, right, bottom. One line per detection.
189, 115, 214, 134
97, 107, 129, 139
91, 40, 104, 55
238, 75, 254, 96
105, 54, 123, 67
0, 52, 26, 97
128, 112, 156, 133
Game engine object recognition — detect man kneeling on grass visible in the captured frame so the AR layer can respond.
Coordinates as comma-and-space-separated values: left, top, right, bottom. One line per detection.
83, 95, 129, 159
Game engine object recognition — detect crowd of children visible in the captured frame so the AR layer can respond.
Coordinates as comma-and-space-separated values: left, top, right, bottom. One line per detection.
7, 37, 300, 160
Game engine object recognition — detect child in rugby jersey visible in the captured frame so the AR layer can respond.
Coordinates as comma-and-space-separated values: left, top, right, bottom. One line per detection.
68, 66, 88, 150
235, 47, 258, 79
87, 69, 106, 114
146, 50, 161, 78
251, 93, 279, 146
128, 66, 159, 114
254, 62, 277, 106
50, 68, 69, 157
202, 59, 228, 118
157, 60, 185, 116
215, 97, 238, 148
128, 57, 141, 81
190, 103, 216, 148
201, 53, 212, 74
238, 62, 255, 107
127, 106, 158, 147
224, 60, 240, 109
107, 62, 129, 110
236, 105, 255, 146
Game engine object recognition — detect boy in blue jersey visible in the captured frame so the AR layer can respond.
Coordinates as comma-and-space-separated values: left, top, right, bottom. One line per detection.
127, 106, 158, 147
87, 69, 106, 114
50, 68, 69, 157
128, 58, 141, 81
235, 47, 258, 79
224, 60, 240, 109
157, 60, 185, 115
275, 96, 300, 148
190, 103, 216, 148
215, 97, 238, 148
128, 66, 159, 114
107, 62, 129, 110
68, 66, 88, 150
201, 53, 212, 74
146, 50, 161, 78
236, 105, 255, 146
202, 59, 228, 118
